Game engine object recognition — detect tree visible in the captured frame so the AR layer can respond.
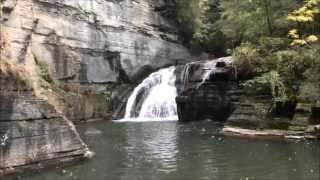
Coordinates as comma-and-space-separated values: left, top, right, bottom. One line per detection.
287, 0, 320, 46
219, 0, 298, 47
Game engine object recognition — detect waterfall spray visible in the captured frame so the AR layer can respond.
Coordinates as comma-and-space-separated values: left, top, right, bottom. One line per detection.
123, 66, 178, 121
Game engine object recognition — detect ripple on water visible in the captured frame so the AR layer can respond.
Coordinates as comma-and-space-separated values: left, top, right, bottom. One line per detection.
7, 121, 320, 180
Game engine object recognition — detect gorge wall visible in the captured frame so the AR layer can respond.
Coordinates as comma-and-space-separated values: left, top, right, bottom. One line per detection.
0, 0, 201, 175
1, 0, 202, 121
0, 59, 90, 176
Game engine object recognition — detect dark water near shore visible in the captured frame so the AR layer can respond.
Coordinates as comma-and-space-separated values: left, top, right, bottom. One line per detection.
9, 121, 320, 180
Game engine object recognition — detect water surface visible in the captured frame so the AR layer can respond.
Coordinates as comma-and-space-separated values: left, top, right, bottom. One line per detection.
9, 121, 320, 180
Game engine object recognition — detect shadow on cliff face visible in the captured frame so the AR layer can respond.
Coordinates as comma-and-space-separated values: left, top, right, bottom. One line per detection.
127, 38, 180, 83
44, 31, 80, 81
41, 28, 132, 120
103, 49, 130, 83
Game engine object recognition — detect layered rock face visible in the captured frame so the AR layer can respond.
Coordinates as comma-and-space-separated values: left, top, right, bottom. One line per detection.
0, 93, 89, 176
176, 57, 236, 122
0, 0, 198, 175
1, 0, 197, 82
1, 0, 200, 121
0, 60, 89, 176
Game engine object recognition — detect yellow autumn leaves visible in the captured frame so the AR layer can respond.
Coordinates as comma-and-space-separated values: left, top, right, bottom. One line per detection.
288, 29, 319, 45
287, 0, 320, 46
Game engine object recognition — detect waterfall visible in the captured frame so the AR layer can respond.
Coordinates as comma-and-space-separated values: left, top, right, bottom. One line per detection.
123, 66, 178, 121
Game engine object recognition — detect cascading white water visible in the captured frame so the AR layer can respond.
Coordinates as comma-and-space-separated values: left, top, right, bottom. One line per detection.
123, 66, 178, 121
119, 57, 234, 122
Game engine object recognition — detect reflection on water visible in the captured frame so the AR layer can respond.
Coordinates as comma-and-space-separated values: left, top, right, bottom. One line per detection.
8, 121, 320, 180
121, 122, 178, 180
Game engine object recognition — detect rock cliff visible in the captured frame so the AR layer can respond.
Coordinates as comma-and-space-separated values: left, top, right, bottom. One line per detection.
1, 0, 199, 175
1, 0, 201, 121
0, 60, 89, 177
1, 0, 197, 82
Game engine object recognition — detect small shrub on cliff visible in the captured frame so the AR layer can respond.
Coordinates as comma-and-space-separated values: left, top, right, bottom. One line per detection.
36, 60, 55, 85
233, 43, 264, 79
0, 59, 33, 93
297, 45, 320, 102
244, 71, 287, 101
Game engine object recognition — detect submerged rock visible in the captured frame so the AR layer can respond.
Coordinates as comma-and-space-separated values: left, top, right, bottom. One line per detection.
84, 127, 103, 136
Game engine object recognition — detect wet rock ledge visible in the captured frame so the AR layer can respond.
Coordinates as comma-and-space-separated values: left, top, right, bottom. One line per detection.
0, 92, 90, 177
176, 57, 320, 139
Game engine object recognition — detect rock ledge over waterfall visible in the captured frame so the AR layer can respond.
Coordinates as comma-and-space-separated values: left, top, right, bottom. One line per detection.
175, 57, 320, 139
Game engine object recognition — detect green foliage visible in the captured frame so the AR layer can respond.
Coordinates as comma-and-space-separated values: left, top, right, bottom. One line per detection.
244, 71, 287, 101
163, 0, 298, 56
298, 45, 320, 102
160, 0, 226, 55
163, 0, 320, 104
234, 41, 320, 102
194, 0, 227, 55
159, 0, 202, 44
233, 43, 264, 79
37, 60, 55, 85
226, 0, 320, 104
219, 0, 298, 47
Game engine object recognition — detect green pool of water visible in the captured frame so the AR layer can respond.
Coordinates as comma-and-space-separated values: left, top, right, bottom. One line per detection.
9, 121, 320, 180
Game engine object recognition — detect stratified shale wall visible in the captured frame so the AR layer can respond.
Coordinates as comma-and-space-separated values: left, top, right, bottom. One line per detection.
0, 0, 201, 175
0, 93, 89, 175
0, 59, 89, 176
1, 0, 197, 82
1, 0, 201, 121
